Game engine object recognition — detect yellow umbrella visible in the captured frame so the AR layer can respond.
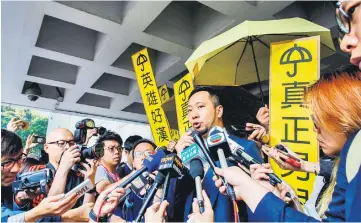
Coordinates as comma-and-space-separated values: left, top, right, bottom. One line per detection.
185, 17, 335, 104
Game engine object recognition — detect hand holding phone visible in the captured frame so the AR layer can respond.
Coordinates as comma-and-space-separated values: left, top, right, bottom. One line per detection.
32, 135, 46, 144
275, 145, 301, 168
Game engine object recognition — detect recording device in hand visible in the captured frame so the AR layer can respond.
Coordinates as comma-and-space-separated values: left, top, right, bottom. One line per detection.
32, 135, 46, 144
74, 119, 107, 144
233, 148, 291, 198
190, 158, 205, 214
275, 144, 301, 168
72, 143, 104, 172
135, 172, 166, 223
61, 179, 94, 200
12, 169, 53, 195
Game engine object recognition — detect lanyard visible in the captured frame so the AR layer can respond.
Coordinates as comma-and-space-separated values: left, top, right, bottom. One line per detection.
100, 164, 120, 182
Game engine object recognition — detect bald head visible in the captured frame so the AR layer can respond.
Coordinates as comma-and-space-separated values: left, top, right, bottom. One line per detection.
46, 128, 74, 143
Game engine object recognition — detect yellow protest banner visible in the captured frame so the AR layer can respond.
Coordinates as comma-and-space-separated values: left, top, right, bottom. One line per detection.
174, 73, 194, 136
270, 36, 320, 204
158, 84, 170, 104
132, 48, 171, 146
170, 129, 180, 141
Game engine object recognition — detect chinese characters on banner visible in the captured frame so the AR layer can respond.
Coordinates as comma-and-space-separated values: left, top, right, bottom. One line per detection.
132, 48, 171, 146
270, 36, 320, 204
170, 129, 180, 141
158, 84, 170, 104
174, 73, 194, 136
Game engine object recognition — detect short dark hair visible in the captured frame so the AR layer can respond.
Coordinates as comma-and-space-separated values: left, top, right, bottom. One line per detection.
124, 135, 143, 152
96, 130, 123, 146
188, 86, 221, 107
1, 129, 23, 158
132, 139, 157, 158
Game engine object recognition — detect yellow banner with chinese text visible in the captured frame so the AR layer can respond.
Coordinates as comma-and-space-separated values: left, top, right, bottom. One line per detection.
170, 129, 180, 141
158, 84, 170, 104
270, 36, 320, 204
174, 73, 194, 136
132, 48, 171, 147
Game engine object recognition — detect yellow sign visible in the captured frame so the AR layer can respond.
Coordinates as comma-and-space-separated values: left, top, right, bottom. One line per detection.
132, 48, 171, 146
170, 129, 180, 141
174, 73, 194, 136
270, 36, 320, 204
158, 84, 170, 104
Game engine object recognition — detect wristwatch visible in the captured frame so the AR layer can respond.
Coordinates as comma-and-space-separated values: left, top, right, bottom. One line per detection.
89, 209, 108, 222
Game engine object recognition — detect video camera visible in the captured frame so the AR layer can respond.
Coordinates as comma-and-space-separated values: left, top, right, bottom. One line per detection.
12, 169, 53, 195
74, 118, 106, 144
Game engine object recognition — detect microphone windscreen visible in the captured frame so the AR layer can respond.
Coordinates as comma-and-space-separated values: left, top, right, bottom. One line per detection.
143, 149, 166, 172
190, 158, 204, 180
208, 126, 224, 136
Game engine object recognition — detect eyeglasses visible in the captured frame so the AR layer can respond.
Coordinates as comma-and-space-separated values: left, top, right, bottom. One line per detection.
335, 1, 360, 42
105, 146, 123, 153
1, 153, 27, 170
134, 151, 154, 158
47, 140, 76, 148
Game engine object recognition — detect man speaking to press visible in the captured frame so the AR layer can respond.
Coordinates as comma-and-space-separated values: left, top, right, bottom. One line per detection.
173, 86, 263, 222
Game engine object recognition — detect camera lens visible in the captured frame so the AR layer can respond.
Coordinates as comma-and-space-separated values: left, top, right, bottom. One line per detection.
93, 144, 104, 158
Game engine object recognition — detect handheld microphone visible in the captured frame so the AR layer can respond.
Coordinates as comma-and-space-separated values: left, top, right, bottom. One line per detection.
190, 158, 205, 214
158, 153, 183, 202
135, 172, 166, 223
191, 131, 218, 171
207, 126, 236, 201
105, 149, 166, 200
181, 143, 208, 169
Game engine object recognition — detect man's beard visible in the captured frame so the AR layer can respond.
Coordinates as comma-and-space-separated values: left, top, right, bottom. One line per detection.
196, 127, 209, 137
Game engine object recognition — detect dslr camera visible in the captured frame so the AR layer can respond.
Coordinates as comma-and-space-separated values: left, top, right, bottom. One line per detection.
74, 118, 106, 144
12, 169, 53, 195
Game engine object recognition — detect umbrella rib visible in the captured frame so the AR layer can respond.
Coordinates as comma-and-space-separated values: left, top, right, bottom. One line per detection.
250, 38, 265, 105
234, 37, 250, 85
254, 36, 270, 49
205, 40, 245, 63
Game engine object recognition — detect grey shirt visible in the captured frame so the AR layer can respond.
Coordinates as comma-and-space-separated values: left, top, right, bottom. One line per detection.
95, 165, 117, 185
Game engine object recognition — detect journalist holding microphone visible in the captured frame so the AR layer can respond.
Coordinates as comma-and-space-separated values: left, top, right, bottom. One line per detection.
213, 66, 361, 222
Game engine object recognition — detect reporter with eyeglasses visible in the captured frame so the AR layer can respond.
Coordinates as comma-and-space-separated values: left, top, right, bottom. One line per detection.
1, 129, 81, 222
94, 131, 123, 194
111, 138, 157, 222
14, 128, 97, 213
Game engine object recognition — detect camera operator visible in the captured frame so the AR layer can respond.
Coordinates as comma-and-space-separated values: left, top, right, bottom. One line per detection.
1, 129, 80, 222
95, 131, 123, 194
14, 128, 97, 210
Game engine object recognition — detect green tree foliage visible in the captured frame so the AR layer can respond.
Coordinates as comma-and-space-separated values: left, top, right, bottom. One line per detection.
1, 105, 48, 146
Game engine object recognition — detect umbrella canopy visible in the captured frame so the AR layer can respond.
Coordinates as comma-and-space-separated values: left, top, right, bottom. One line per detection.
185, 18, 335, 89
